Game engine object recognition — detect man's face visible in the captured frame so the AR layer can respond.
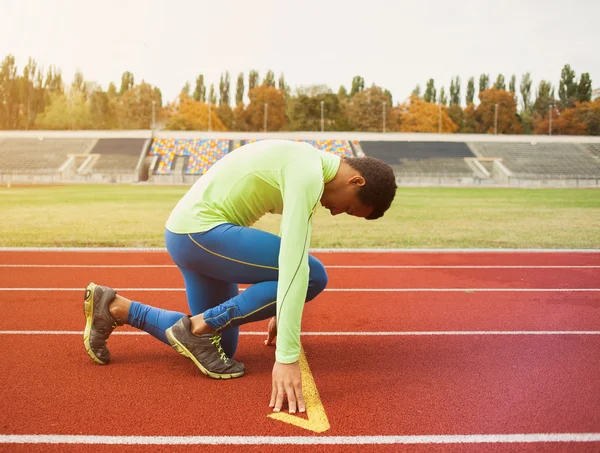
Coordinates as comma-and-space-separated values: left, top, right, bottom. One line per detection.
320, 179, 373, 218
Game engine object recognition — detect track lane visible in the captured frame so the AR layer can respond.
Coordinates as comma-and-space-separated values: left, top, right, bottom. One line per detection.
0, 250, 599, 266
0, 291, 599, 333
1, 336, 599, 437
2, 267, 599, 289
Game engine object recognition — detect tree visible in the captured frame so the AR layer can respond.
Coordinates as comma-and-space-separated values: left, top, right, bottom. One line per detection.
479, 74, 489, 93
412, 84, 421, 98
245, 85, 286, 131
462, 102, 477, 133
165, 98, 226, 131
217, 104, 233, 129
119, 71, 134, 95
447, 104, 464, 131
423, 79, 436, 103
235, 72, 244, 105
475, 88, 523, 134
107, 82, 117, 99
44, 65, 63, 94
350, 76, 364, 97
278, 73, 290, 98
509, 75, 516, 94
285, 85, 349, 131
533, 80, 555, 119
263, 70, 276, 88
439, 87, 447, 106
72, 70, 86, 94
193, 75, 206, 102
449, 76, 460, 105
466, 77, 475, 105
232, 102, 247, 131
534, 106, 586, 135
116, 81, 160, 129
36, 90, 91, 130
89, 88, 114, 129
219, 72, 230, 105
181, 81, 191, 98
338, 85, 348, 100
509, 74, 517, 104
20, 57, 43, 130
558, 64, 577, 109
347, 85, 400, 132
209, 84, 216, 104
576, 98, 600, 135
520, 73, 532, 112
578, 73, 592, 102
0, 55, 20, 129
249, 70, 259, 92
494, 74, 506, 91
398, 95, 458, 133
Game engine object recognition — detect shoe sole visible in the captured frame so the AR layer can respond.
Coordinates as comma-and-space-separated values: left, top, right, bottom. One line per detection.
83, 282, 108, 365
165, 327, 244, 380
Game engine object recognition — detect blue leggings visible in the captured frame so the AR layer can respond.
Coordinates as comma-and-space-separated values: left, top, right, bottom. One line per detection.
126, 224, 328, 358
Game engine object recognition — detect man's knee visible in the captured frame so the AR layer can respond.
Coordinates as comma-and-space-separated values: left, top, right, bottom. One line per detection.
307, 257, 328, 301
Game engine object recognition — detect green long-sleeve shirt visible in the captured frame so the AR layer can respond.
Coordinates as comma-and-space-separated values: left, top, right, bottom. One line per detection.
165, 139, 341, 363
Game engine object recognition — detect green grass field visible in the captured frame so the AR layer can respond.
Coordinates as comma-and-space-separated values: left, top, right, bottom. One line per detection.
1, 184, 599, 248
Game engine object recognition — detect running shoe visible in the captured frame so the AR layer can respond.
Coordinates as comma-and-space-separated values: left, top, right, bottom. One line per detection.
83, 282, 119, 365
165, 316, 245, 379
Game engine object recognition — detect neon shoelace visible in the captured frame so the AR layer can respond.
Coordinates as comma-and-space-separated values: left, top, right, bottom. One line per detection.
210, 335, 228, 363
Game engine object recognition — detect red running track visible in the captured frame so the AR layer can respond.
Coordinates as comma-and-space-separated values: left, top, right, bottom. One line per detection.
0, 250, 599, 452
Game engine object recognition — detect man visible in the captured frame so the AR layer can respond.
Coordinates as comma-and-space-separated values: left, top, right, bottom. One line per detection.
83, 139, 397, 415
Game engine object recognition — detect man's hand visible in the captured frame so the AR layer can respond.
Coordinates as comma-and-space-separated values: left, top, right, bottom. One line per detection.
264, 316, 277, 346
270, 360, 305, 414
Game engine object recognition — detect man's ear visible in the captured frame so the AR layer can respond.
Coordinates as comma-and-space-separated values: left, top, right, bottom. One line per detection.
349, 175, 366, 186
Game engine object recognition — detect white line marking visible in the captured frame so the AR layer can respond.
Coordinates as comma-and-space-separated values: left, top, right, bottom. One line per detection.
1, 247, 599, 252
1, 330, 599, 336
0, 287, 598, 292
0, 433, 599, 445
1, 264, 599, 269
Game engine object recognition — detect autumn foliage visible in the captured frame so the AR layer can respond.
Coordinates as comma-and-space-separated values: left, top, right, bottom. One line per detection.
398, 95, 458, 133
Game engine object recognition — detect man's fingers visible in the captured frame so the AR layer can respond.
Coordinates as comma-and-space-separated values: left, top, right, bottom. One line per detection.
269, 384, 277, 408
295, 382, 306, 413
273, 384, 285, 412
264, 331, 275, 346
286, 385, 297, 414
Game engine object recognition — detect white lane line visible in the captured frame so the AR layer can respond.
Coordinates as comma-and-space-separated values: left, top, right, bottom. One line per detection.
1, 264, 599, 269
1, 330, 599, 336
0, 287, 599, 292
1, 433, 599, 445
2, 247, 600, 252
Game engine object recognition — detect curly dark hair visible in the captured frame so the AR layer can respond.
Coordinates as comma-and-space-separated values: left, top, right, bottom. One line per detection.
344, 156, 397, 220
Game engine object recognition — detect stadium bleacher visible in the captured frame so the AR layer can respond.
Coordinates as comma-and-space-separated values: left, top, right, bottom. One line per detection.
470, 142, 600, 177
0, 138, 94, 173
149, 139, 230, 175
241, 139, 355, 158
88, 139, 146, 173
360, 141, 475, 176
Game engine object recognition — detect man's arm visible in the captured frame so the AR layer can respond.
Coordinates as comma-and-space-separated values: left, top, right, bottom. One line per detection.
275, 161, 323, 364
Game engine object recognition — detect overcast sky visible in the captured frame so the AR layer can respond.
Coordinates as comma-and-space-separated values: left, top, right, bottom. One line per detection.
2, 0, 599, 106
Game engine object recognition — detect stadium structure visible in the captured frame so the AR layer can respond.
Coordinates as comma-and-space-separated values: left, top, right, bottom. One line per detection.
1, 131, 599, 188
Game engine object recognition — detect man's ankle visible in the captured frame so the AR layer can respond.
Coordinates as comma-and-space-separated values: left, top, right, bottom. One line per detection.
108, 295, 131, 324
190, 314, 216, 336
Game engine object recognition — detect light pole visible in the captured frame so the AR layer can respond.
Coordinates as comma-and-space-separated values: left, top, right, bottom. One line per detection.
549, 102, 553, 136
494, 103, 498, 135
208, 103, 211, 132
151, 100, 156, 134
382, 101, 386, 133
320, 100, 324, 132
264, 103, 268, 132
